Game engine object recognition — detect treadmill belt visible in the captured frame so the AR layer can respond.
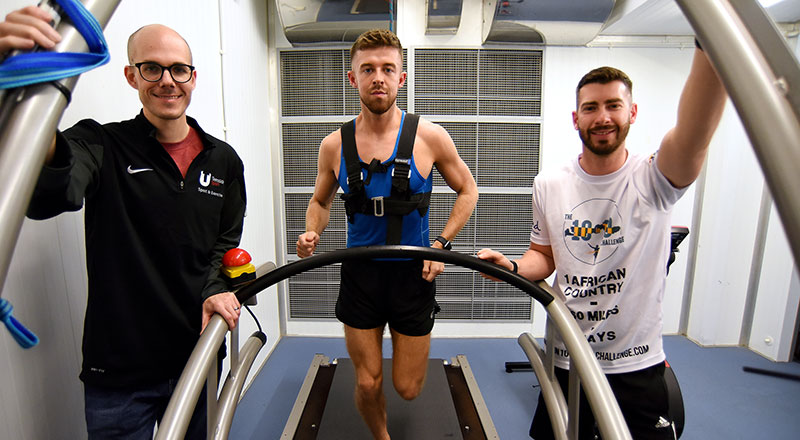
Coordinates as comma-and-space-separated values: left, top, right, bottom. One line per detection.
316, 358, 462, 439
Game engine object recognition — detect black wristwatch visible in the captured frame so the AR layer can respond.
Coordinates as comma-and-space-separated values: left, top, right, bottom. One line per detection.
433, 235, 452, 250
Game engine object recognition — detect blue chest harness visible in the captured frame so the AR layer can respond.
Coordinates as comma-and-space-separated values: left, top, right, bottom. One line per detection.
339, 113, 431, 245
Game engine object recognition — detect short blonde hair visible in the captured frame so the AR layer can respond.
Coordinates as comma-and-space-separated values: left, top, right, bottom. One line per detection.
350, 29, 402, 62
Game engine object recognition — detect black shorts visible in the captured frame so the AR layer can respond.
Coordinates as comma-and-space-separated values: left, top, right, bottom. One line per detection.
336, 258, 438, 337
530, 362, 676, 440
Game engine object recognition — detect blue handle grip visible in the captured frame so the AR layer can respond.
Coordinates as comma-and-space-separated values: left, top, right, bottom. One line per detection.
0, 298, 39, 349
0, 0, 110, 89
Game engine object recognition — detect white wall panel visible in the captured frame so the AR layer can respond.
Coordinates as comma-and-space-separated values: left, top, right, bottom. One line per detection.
218, 0, 280, 389
687, 109, 761, 346
749, 203, 800, 360
1, 217, 86, 439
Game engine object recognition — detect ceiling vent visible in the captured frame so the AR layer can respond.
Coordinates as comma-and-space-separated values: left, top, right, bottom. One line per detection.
482, 0, 616, 45
426, 0, 463, 35
278, 0, 396, 45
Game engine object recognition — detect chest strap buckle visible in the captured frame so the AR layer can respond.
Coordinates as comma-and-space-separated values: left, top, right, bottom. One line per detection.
372, 196, 384, 217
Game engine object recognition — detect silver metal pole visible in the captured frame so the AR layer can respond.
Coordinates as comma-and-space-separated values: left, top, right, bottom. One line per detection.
0, 0, 121, 298
206, 352, 219, 440
545, 298, 632, 440
518, 333, 569, 440
212, 332, 266, 440
675, 0, 800, 268
156, 316, 228, 440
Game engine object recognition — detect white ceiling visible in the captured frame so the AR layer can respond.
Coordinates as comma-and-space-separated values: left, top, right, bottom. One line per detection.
601, 0, 800, 36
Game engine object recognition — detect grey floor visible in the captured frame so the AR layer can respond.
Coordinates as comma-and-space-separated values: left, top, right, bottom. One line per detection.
229, 335, 800, 439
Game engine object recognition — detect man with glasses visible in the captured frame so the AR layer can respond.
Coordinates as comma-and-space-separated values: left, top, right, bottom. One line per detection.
1, 7, 245, 439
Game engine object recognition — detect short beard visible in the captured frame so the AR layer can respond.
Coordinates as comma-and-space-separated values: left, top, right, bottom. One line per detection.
361, 93, 395, 115
579, 121, 630, 156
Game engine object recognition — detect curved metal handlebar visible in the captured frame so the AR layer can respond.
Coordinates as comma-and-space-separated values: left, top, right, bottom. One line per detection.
158, 246, 630, 439
236, 245, 555, 306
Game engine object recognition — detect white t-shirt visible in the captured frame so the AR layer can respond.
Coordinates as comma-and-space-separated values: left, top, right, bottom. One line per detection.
531, 152, 687, 373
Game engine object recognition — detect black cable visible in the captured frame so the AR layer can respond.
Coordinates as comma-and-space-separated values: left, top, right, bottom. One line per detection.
49, 80, 72, 104
243, 303, 262, 334
743, 366, 800, 382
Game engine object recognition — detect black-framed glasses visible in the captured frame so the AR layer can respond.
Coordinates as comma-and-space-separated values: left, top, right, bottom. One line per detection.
131, 62, 195, 83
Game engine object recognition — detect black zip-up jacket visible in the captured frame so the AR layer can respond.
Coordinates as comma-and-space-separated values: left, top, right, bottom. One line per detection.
27, 112, 246, 388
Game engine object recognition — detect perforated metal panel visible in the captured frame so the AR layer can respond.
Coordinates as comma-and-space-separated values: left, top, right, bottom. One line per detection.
280, 49, 407, 117
415, 49, 478, 115
477, 122, 540, 187
280, 47, 542, 321
288, 265, 341, 319
415, 48, 542, 117
478, 50, 542, 116
282, 123, 341, 187
285, 193, 348, 255
436, 121, 540, 188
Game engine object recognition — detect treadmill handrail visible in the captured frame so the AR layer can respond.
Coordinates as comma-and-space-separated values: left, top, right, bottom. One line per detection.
157, 246, 631, 440
518, 332, 569, 439
0, 0, 121, 299
157, 316, 228, 439
212, 331, 267, 440
676, 0, 800, 269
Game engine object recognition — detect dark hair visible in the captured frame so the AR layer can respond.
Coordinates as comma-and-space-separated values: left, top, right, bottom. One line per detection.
576, 66, 632, 105
350, 29, 403, 62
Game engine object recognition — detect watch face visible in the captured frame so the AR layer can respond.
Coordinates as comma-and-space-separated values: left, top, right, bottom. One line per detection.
436, 236, 452, 250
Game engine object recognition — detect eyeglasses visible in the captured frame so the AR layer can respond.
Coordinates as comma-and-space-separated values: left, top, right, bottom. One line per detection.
130, 62, 195, 83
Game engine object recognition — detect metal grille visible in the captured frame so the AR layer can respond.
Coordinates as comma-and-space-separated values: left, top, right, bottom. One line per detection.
288, 264, 340, 319
434, 122, 477, 187
285, 193, 348, 255
435, 267, 532, 320
436, 121, 540, 188
478, 50, 542, 117
473, 193, 533, 254
415, 48, 542, 117
282, 123, 341, 187
415, 49, 478, 115
476, 122, 540, 187
280, 49, 407, 117
280, 47, 541, 321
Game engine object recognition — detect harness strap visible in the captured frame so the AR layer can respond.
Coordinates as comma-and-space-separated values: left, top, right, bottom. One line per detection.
339, 113, 430, 244
386, 113, 420, 244
340, 119, 368, 223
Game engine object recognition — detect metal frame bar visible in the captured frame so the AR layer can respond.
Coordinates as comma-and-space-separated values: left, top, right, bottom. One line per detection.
157, 262, 277, 439
676, 0, 800, 269
156, 317, 228, 439
0, 0, 122, 299
518, 333, 568, 440
212, 332, 267, 440
452, 354, 500, 439
231, 245, 630, 440
280, 354, 330, 439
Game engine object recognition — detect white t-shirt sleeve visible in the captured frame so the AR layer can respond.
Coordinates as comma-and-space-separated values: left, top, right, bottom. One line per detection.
634, 153, 688, 210
530, 178, 550, 245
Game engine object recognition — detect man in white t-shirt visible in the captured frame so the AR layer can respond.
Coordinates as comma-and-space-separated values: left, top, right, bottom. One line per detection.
478, 46, 726, 439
